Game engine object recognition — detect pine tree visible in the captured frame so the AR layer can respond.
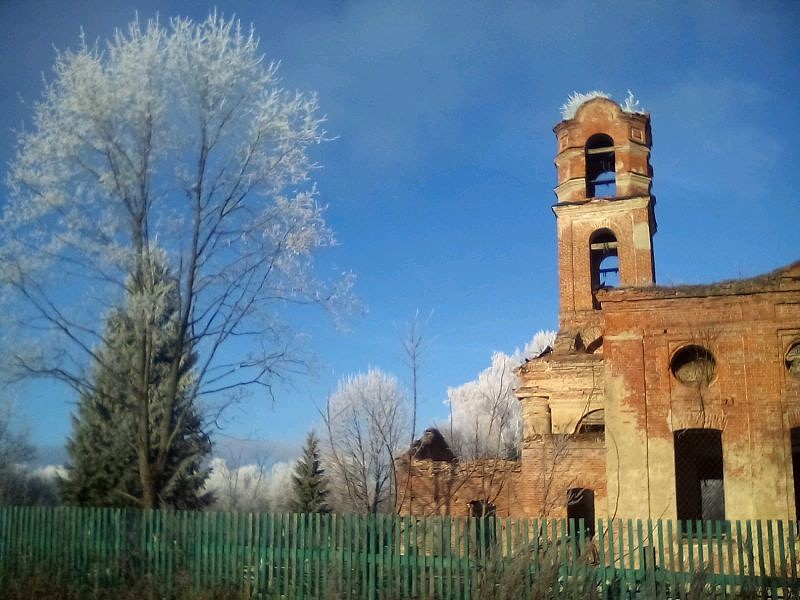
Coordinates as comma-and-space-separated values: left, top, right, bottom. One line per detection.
290, 431, 330, 513
62, 255, 211, 508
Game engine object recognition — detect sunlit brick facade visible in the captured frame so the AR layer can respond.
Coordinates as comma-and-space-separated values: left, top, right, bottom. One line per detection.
397, 97, 800, 524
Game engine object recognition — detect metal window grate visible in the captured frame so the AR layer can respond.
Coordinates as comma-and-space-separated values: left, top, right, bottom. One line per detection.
674, 429, 725, 524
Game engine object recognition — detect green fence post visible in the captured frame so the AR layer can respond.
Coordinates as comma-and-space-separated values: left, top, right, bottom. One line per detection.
754, 520, 765, 594
788, 521, 799, 597
744, 520, 755, 591
776, 520, 786, 594
766, 520, 777, 599
713, 520, 724, 598
733, 520, 744, 593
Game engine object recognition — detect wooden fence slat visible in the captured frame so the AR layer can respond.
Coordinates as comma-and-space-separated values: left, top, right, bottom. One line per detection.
202, 511, 210, 589
686, 519, 695, 583
655, 519, 665, 599
266, 512, 275, 594
714, 520, 724, 599
33, 507, 42, 574
622, 518, 631, 595
313, 512, 320, 599
744, 520, 755, 591
696, 520, 705, 573
755, 520, 766, 592
3, 507, 800, 598
735, 520, 745, 590
616, 518, 624, 592
17, 507, 26, 571
665, 520, 676, 599
371, 513, 377, 600
445, 515, 453, 600
355, 514, 363, 600
344, 513, 352, 599
604, 519, 614, 597
394, 514, 401, 597
0, 503, 6, 581
767, 520, 777, 599
776, 520, 787, 596
283, 512, 291, 600
160, 510, 168, 587
595, 519, 605, 599
227, 511, 235, 589
788, 521, 798, 589
322, 512, 329, 597
636, 519, 646, 593
724, 520, 734, 598
406, 515, 412, 598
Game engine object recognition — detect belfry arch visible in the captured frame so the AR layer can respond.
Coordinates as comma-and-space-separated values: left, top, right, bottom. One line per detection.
590, 228, 619, 293
585, 134, 616, 198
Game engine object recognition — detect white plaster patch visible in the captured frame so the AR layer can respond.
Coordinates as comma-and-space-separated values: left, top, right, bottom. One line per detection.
633, 222, 651, 250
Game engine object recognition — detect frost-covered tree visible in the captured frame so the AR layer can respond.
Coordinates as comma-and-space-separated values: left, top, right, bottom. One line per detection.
61, 254, 210, 508
323, 369, 410, 514
205, 456, 294, 513
1, 14, 353, 508
446, 330, 556, 459
290, 431, 330, 513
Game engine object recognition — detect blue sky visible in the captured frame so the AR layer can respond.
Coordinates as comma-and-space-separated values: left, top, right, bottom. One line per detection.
1, 0, 798, 464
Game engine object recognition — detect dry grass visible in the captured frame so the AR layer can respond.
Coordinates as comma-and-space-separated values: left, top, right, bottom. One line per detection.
475, 541, 601, 600
0, 570, 240, 600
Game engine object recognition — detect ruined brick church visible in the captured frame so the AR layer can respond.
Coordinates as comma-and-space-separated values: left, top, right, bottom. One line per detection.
396, 96, 800, 526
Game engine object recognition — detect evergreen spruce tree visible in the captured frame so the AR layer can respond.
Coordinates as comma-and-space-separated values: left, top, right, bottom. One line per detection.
62, 254, 211, 508
290, 431, 330, 513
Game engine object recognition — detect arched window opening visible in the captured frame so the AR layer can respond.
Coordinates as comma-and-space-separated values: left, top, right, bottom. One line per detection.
586, 335, 604, 354
671, 345, 716, 387
792, 428, 800, 522
567, 488, 595, 537
468, 500, 496, 519
787, 341, 800, 378
590, 229, 619, 305
575, 410, 605, 438
674, 429, 725, 527
586, 134, 616, 198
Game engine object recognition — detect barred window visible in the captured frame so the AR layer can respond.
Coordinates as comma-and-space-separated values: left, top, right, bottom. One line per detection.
674, 429, 725, 525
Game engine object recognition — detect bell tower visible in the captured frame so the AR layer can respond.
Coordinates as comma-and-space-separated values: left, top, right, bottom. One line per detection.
552, 96, 656, 332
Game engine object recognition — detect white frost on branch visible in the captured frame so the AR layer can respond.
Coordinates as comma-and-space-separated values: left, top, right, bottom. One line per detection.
560, 89, 646, 120
1, 12, 355, 400
621, 89, 645, 115
204, 456, 294, 512
560, 91, 611, 120
323, 368, 410, 513
0, 12, 357, 508
445, 330, 556, 460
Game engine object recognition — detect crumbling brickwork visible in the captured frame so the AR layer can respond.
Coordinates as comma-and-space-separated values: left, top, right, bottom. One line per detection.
599, 270, 800, 522
396, 97, 800, 523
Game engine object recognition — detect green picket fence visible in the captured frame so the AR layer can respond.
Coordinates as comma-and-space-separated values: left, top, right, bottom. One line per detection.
0, 506, 798, 598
